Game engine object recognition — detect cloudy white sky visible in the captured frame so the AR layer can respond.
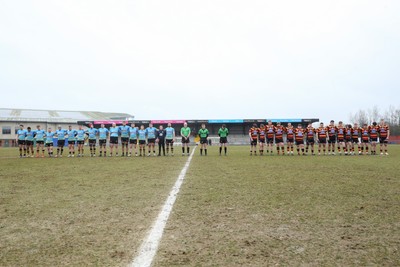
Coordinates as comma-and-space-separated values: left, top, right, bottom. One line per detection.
1, 0, 399, 123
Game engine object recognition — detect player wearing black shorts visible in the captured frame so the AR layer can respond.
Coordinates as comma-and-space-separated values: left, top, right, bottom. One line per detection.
286, 123, 295, 155
305, 123, 316, 155
218, 124, 229, 156
327, 120, 337, 155
198, 124, 209, 156
295, 124, 305, 155
316, 122, 327, 155
165, 123, 175, 156
249, 123, 259, 156
16, 124, 27, 158
378, 119, 390, 155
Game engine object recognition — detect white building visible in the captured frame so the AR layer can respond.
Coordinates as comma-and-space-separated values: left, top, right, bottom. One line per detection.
0, 108, 134, 147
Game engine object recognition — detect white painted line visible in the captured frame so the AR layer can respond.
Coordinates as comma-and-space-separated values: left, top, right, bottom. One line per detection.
130, 147, 196, 267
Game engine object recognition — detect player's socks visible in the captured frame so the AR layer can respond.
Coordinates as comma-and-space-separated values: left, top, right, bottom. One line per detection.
224, 147, 227, 155
200, 149, 203, 155
182, 147, 185, 153
187, 147, 190, 154
219, 147, 222, 155
205, 149, 207, 156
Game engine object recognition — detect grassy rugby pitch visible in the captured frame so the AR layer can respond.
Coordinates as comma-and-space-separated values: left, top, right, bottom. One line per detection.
1, 145, 399, 266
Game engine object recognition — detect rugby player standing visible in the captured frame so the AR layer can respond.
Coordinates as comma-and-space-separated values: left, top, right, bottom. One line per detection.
344, 124, 353, 155
119, 121, 130, 157
34, 125, 46, 158
45, 127, 55, 157
258, 124, 266, 155
198, 123, 209, 156
336, 121, 346, 155
156, 125, 166, 156
316, 122, 327, 155
351, 123, 361, 155
274, 123, 285, 155
128, 123, 138, 157
218, 124, 229, 156
138, 125, 147, 156
378, 119, 390, 155
67, 125, 77, 157
361, 123, 370, 155
180, 122, 191, 156
369, 122, 379, 155
165, 123, 176, 156
146, 123, 157, 156
76, 125, 86, 157
305, 123, 316, 155
265, 120, 275, 154
295, 124, 305, 156
87, 123, 98, 157
25, 127, 35, 157
98, 124, 109, 157
286, 123, 295, 155
55, 126, 67, 158
16, 124, 27, 158
249, 123, 259, 156
109, 123, 119, 157
327, 120, 337, 155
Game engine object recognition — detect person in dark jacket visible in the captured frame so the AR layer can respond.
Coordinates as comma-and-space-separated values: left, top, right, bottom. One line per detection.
156, 125, 166, 156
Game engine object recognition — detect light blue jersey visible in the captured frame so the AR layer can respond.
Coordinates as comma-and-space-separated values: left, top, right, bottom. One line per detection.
129, 127, 138, 139
138, 129, 147, 141
87, 128, 98, 140
56, 129, 67, 140
35, 129, 46, 141
119, 125, 130, 138
26, 130, 35, 141
109, 127, 119, 137
98, 128, 109, 140
45, 131, 55, 144
76, 129, 86, 141
17, 129, 27, 140
165, 127, 175, 140
67, 129, 77, 141
146, 127, 157, 139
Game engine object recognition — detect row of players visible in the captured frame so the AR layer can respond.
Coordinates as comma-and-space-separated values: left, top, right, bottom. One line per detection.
15, 122, 229, 158
248, 119, 390, 156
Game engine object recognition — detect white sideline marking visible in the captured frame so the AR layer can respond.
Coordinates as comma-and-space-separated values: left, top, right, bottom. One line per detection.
130, 147, 196, 267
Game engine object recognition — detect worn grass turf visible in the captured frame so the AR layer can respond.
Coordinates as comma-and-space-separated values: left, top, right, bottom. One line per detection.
0, 148, 187, 266
155, 145, 400, 266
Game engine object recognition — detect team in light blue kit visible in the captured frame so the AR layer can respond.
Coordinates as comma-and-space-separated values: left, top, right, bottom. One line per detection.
76, 125, 86, 157
87, 123, 99, 157
119, 121, 130, 157
25, 127, 35, 157
98, 124, 109, 157
138, 125, 147, 156
15, 124, 27, 158
146, 123, 157, 156
67, 125, 77, 157
45, 128, 55, 157
34, 125, 46, 157
55, 126, 67, 157
129, 123, 139, 157
109, 123, 119, 157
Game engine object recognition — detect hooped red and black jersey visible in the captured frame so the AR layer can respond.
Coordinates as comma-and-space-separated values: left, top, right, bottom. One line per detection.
317, 127, 327, 139
286, 127, 295, 139
295, 128, 305, 141
258, 126, 266, 140
337, 126, 345, 139
379, 125, 389, 138
352, 127, 361, 139
265, 125, 275, 139
274, 126, 285, 139
249, 127, 259, 140
327, 126, 337, 137
361, 128, 370, 141
306, 127, 315, 139
369, 126, 379, 139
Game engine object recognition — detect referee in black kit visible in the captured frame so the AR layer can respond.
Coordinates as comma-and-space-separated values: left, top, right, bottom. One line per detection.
156, 125, 166, 156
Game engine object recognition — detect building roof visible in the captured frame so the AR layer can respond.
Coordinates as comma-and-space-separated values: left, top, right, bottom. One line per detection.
0, 108, 134, 123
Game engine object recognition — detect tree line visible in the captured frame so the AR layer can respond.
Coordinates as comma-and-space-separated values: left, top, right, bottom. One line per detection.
349, 105, 400, 135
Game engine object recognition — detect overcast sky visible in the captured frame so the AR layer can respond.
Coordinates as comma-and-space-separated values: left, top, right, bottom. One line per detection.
1, 0, 399, 123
